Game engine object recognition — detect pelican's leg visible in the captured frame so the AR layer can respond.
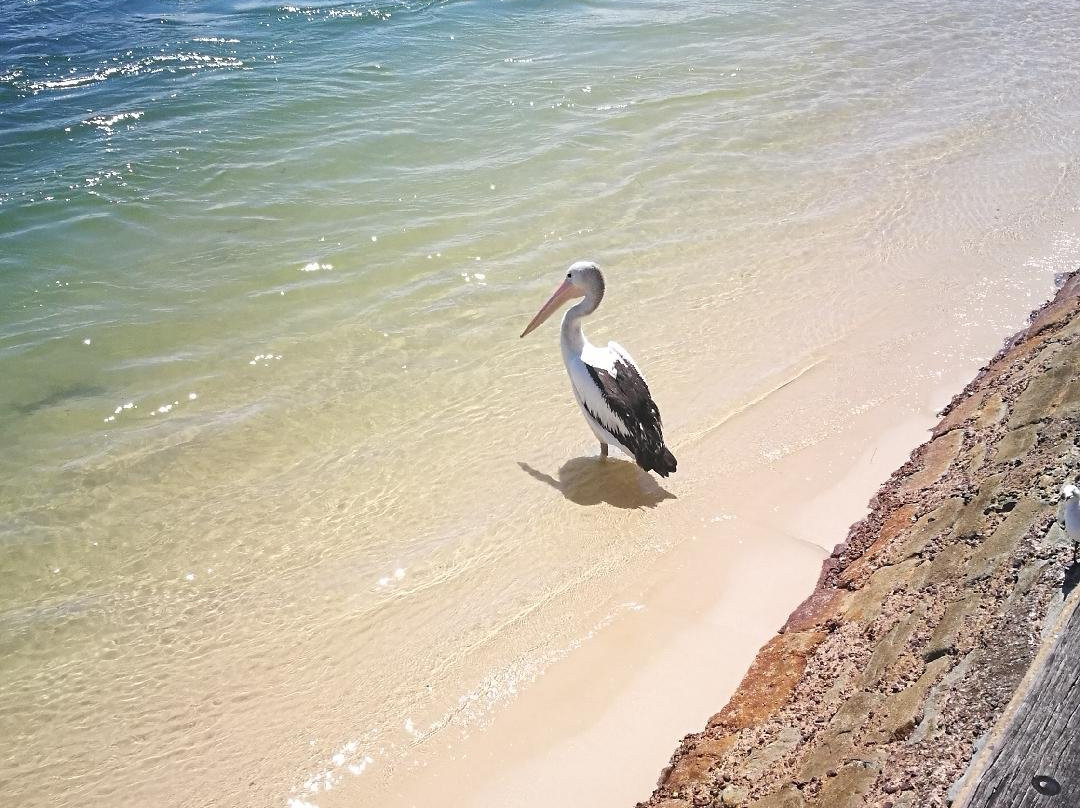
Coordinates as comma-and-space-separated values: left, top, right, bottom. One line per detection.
600, 443, 609, 459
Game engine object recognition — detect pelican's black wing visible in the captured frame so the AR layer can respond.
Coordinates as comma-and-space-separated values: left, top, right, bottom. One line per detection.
582, 349, 677, 477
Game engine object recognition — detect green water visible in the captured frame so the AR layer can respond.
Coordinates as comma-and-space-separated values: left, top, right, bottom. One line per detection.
3, 0, 1080, 805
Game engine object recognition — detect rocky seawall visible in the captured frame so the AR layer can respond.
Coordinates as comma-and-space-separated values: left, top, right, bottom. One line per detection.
639, 271, 1080, 808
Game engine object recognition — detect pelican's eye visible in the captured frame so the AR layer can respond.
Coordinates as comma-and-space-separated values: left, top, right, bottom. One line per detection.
566, 273, 571, 279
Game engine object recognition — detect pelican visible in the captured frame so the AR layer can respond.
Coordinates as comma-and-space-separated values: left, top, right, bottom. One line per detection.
1060, 483, 1080, 540
520, 261, 677, 477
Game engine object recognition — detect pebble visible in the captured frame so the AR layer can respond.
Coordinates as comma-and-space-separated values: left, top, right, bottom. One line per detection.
719, 784, 748, 807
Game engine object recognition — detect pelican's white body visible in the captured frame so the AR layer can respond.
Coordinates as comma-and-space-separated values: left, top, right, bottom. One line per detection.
561, 308, 637, 456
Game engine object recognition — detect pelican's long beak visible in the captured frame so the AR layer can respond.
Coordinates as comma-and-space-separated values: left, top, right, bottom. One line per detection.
520, 279, 585, 338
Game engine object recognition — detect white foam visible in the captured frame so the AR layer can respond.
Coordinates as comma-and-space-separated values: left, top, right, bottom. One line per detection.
29, 54, 243, 94
82, 111, 144, 135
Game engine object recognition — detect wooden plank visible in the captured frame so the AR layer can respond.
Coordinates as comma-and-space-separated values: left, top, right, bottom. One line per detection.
958, 588, 1080, 807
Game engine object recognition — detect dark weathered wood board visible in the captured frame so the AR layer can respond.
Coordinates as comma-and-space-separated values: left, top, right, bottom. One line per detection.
963, 594, 1080, 807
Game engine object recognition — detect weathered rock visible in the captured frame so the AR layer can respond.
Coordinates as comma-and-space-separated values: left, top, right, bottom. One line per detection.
869, 655, 951, 742
921, 594, 980, 662
814, 757, 882, 807
796, 728, 855, 782
795, 692, 877, 780
953, 474, 1005, 538
721, 784, 749, 806
841, 558, 920, 624
899, 430, 964, 494
909, 542, 967, 590
855, 614, 921, 689
782, 588, 847, 634
975, 391, 1005, 429
889, 498, 963, 561
743, 726, 802, 779
934, 388, 985, 436
746, 784, 804, 808
963, 498, 1043, 584
705, 632, 826, 735
660, 735, 735, 792
910, 648, 979, 744
1009, 362, 1079, 427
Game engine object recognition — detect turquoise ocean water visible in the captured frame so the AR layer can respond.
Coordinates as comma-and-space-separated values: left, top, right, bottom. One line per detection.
3, 1, 1080, 806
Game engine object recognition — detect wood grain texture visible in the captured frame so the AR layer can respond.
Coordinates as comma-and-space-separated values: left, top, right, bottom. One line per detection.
961, 590, 1080, 808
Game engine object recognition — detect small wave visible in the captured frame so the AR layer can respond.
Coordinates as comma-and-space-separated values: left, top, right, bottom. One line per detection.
74, 168, 127, 190
280, 4, 392, 21
83, 110, 143, 134
33, 73, 105, 91
25, 53, 244, 94
192, 37, 241, 43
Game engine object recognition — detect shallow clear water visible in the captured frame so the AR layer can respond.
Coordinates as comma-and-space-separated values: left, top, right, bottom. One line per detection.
2, 0, 1080, 805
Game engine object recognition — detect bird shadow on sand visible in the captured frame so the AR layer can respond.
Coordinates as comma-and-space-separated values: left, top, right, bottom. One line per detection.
517, 456, 676, 509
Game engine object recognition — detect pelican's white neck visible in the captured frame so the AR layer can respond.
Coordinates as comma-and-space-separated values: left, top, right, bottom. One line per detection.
561, 305, 586, 355
560, 287, 602, 355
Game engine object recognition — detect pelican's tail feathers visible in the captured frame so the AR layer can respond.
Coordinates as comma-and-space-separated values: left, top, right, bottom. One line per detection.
641, 445, 677, 478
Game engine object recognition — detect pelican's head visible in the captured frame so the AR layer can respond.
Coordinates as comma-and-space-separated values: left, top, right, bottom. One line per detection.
520, 261, 605, 338
1061, 483, 1080, 501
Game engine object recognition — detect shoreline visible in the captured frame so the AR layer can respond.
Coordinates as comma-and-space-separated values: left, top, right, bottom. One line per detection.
638, 270, 1080, 807
345, 416, 925, 808
326, 286, 1057, 807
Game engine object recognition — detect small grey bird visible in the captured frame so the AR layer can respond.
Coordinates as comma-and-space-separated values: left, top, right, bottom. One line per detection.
1059, 483, 1080, 540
